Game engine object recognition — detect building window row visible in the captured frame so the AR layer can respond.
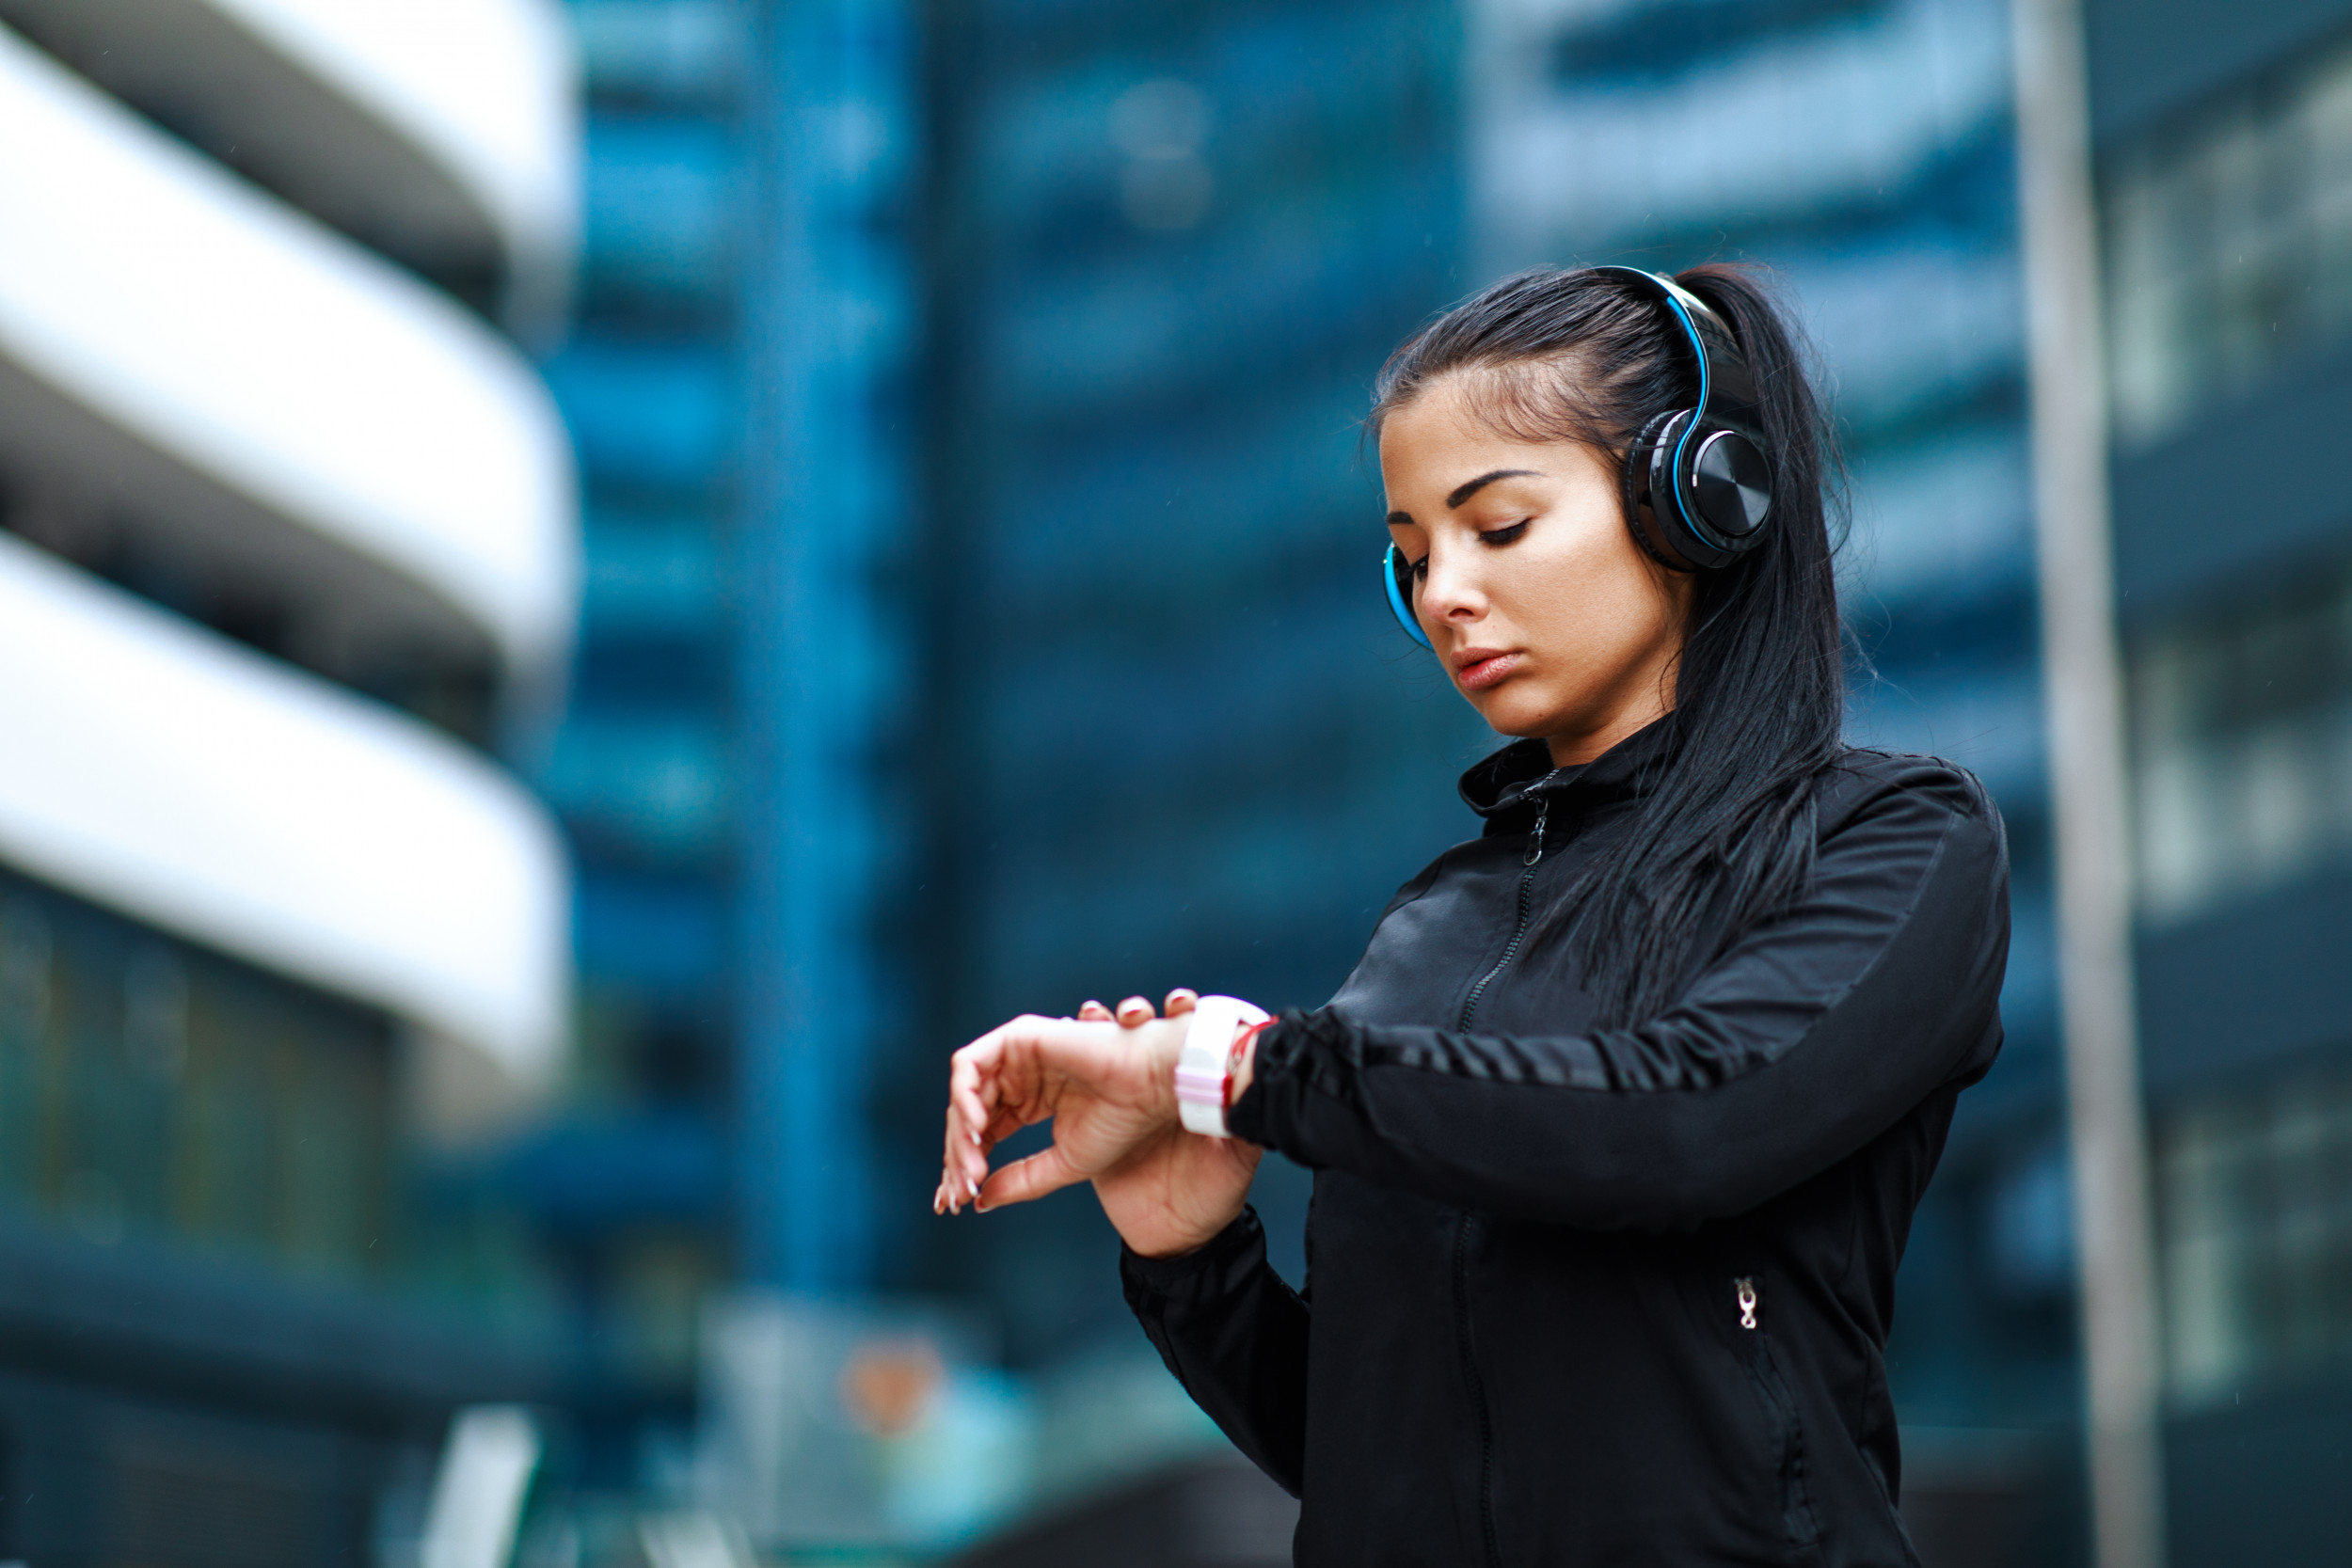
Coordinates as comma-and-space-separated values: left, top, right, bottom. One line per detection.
0, 870, 393, 1278
2131, 561, 2352, 922
2159, 1055, 2352, 1405
2106, 27, 2352, 444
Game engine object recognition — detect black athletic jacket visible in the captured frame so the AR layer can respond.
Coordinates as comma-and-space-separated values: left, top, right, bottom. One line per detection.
1121, 722, 2009, 1567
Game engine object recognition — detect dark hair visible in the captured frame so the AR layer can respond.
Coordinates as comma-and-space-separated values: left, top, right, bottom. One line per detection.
1370, 264, 1847, 1030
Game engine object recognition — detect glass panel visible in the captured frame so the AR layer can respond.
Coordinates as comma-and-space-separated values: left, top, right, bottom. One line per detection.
2106, 30, 2352, 442
0, 869, 397, 1284
2158, 1062, 2352, 1405
2130, 563, 2352, 921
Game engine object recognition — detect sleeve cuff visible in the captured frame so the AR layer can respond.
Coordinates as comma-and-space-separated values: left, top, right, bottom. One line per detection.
1120, 1205, 1267, 1302
1226, 1010, 1311, 1146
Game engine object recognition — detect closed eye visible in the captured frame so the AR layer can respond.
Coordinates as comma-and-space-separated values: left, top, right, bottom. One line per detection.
1478, 520, 1531, 546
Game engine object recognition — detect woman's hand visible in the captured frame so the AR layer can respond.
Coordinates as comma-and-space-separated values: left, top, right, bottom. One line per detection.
935, 990, 1263, 1259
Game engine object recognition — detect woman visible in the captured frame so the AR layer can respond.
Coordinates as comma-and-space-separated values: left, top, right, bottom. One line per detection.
933, 264, 2009, 1567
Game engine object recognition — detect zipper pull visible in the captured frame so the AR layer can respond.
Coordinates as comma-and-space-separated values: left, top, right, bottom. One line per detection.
1735, 1276, 1758, 1330
1523, 798, 1550, 867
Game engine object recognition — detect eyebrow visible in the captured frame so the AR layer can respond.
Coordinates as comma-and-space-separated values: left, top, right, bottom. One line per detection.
1447, 468, 1542, 509
1387, 467, 1547, 530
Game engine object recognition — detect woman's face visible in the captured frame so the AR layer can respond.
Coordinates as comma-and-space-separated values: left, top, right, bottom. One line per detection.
1380, 373, 1695, 767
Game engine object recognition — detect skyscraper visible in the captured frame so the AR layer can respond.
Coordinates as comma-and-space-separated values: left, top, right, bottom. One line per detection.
915, 0, 1472, 1365
2092, 3, 2352, 1560
537, 0, 918, 1374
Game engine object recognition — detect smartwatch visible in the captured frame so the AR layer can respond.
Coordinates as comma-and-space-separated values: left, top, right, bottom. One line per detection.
1175, 995, 1270, 1137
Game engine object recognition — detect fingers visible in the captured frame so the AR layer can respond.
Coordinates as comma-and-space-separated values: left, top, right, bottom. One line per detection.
936, 1158, 984, 1215
942, 1013, 1074, 1211
977, 1143, 1089, 1211
1080, 991, 1198, 1023
948, 1031, 1001, 1157
938, 1104, 983, 1214
935, 1171, 969, 1214
935, 1005, 1193, 1220
937, 1096, 993, 1214
945, 1025, 1016, 1208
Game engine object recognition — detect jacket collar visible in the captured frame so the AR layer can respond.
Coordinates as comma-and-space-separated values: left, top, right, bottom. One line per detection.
1458, 716, 1678, 825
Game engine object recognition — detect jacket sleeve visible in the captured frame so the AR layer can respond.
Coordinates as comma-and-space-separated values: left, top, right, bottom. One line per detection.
1120, 1207, 1310, 1495
1226, 765, 2010, 1231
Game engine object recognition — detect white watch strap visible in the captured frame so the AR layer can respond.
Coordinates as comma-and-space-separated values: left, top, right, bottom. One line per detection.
1175, 994, 1268, 1137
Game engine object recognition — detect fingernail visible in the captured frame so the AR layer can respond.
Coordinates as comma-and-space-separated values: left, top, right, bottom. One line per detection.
966, 1179, 979, 1200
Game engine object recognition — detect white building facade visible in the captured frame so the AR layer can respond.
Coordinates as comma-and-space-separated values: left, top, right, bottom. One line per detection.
0, 2, 580, 1555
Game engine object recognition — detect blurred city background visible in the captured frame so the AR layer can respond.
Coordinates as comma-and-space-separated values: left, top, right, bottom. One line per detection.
0, 0, 2340, 1562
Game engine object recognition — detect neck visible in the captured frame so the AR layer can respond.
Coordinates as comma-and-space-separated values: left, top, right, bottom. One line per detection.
1544, 655, 1680, 767
1546, 704, 1669, 768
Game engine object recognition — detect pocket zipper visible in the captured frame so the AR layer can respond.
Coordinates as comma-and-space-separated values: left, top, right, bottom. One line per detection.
1736, 1275, 1759, 1331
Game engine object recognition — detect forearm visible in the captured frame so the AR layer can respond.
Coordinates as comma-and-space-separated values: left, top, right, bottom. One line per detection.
1233, 1006, 1993, 1228
1230, 796, 2009, 1229
1121, 1207, 1311, 1494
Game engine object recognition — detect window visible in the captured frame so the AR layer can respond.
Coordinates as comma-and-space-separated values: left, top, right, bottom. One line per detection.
2106, 31, 2352, 444
2158, 1060, 2352, 1405
0, 870, 394, 1280
2130, 563, 2352, 921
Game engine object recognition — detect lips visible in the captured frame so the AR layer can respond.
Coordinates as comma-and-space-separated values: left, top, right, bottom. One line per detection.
1453, 649, 1521, 691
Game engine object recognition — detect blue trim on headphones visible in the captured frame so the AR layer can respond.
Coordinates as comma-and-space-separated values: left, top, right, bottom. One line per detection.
1648, 288, 1717, 556
1384, 543, 1432, 648
1589, 267, 1724, 557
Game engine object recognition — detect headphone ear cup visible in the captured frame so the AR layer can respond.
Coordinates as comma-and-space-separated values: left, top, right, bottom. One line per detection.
1622, 409, 1697, 572
1689, 428, 1772, 540
1383, 543, 1432, 648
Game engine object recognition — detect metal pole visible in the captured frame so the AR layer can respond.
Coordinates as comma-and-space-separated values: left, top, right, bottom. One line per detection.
2009, 1, 2166, 1564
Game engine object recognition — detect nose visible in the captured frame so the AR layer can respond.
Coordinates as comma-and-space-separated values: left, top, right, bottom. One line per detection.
1419, 537, 1486, 628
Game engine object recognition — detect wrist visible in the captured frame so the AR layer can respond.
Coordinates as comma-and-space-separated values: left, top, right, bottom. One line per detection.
1227, 1018, 1273, 1107
1143, 1017, 1190, 1114
1175, 996, 1268, 1137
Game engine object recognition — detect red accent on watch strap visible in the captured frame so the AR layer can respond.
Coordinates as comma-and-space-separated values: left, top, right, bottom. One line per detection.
1227, 1019, 1276, 1105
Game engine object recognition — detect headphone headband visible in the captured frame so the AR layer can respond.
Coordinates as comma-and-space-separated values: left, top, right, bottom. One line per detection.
1589, 266, 1775, 572
1588, 266, 1764, 443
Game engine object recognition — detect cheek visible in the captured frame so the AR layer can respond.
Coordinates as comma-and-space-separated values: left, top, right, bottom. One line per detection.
1505, 517, 1665, 657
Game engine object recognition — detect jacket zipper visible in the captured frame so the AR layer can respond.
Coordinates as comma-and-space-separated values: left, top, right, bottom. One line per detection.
1458, 793, 1549, 1032
1454, 791, 1549, 1568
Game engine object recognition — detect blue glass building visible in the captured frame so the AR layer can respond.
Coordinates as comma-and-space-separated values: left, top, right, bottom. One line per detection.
2090, 3, 2352, 1561
536, 2, 747, 1392
915, 0, 1472, 1363
538, 0, 916, 1402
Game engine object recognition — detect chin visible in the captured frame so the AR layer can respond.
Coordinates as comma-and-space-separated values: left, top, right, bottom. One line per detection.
1471, 690, 1562, 741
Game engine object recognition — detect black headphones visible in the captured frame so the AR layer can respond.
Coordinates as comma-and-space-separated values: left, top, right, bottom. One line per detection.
1383, 267, 1776, 648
